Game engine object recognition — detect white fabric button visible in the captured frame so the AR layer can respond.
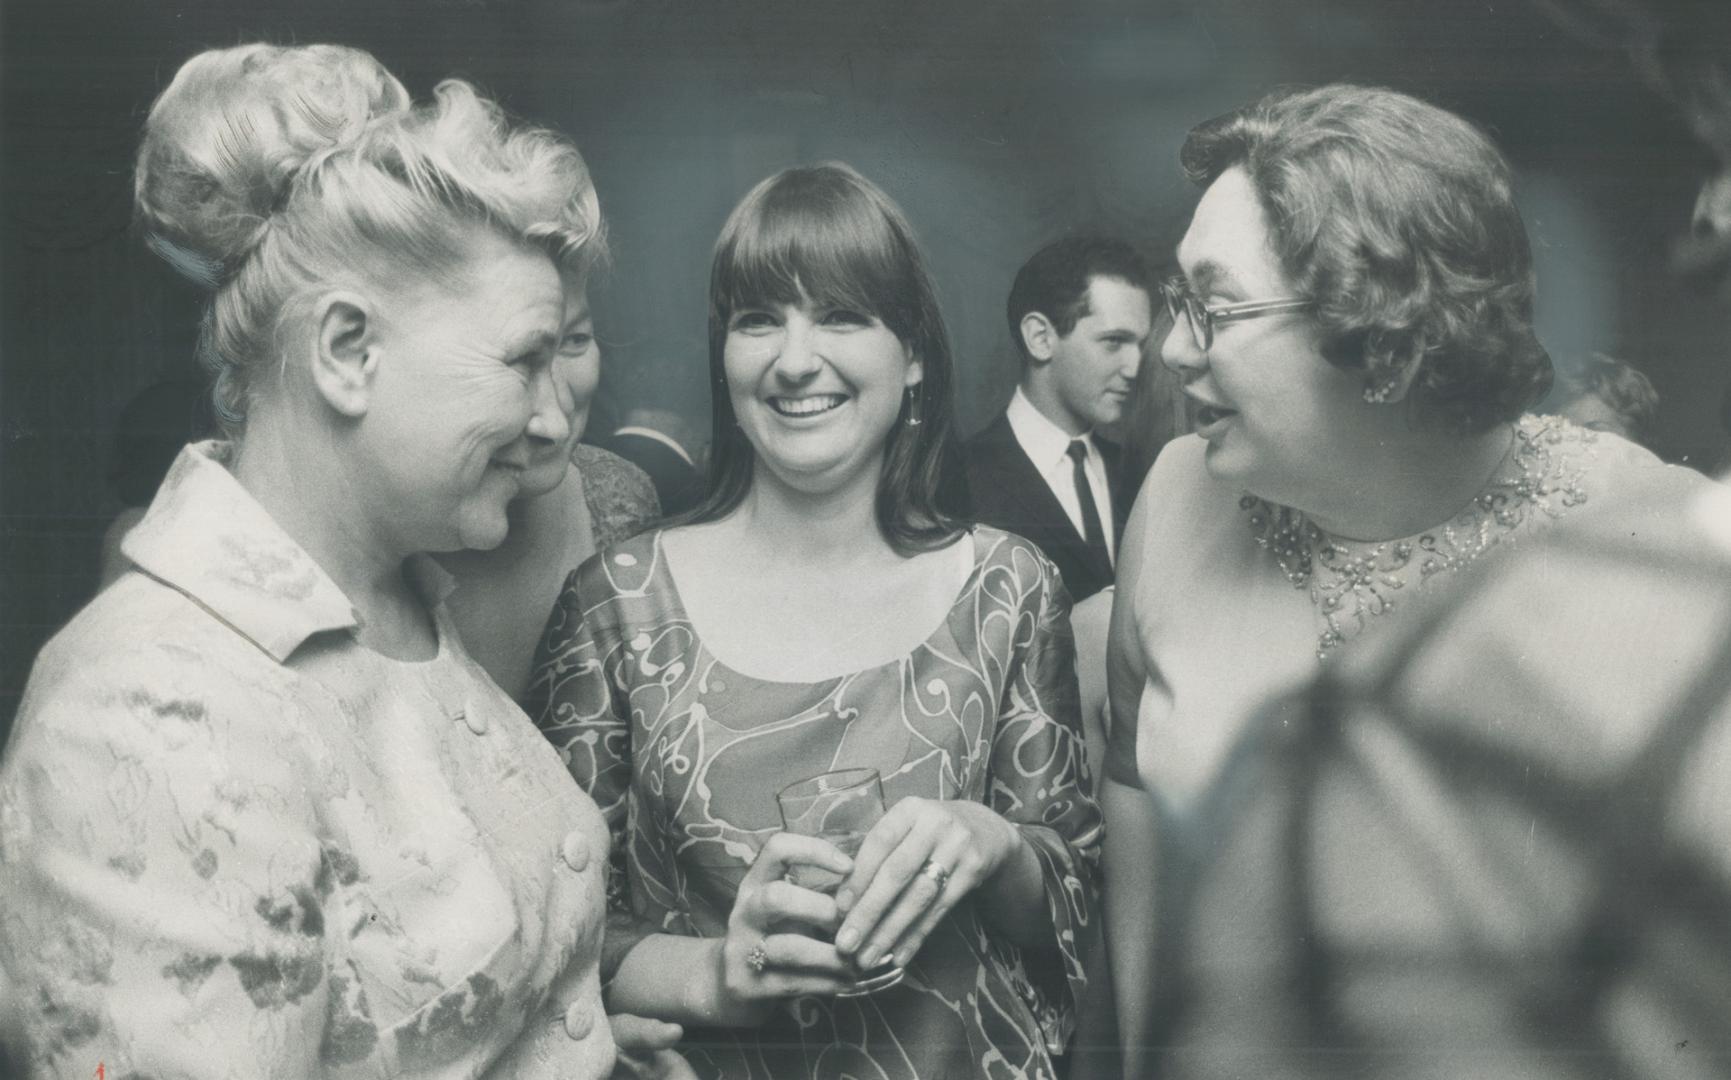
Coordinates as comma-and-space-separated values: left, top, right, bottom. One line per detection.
564, 1000, 594, 1040
561, 831, 591, 872
464, 706, 488, 736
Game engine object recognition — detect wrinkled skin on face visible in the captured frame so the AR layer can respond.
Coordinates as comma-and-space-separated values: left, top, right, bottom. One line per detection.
354, 229, 567, 554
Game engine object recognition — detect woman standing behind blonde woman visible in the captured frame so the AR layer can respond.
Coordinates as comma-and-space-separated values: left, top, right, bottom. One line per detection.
0, 43, 624, 1078
438, 273, 662, 704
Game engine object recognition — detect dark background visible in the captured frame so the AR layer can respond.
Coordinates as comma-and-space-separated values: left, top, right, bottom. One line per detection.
2, 0, 1723, 736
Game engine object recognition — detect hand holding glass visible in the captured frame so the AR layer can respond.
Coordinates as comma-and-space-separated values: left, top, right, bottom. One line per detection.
776, 768, 906, 996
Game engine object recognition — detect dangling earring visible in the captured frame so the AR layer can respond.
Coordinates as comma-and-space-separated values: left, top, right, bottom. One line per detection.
904, 385, 923, 427
1362, 378, 1399, 404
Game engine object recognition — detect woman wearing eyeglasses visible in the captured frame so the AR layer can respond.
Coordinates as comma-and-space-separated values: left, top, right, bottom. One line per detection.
1102, 84, 1684, 1076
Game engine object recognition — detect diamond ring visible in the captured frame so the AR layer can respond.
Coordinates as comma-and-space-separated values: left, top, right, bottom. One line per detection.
918, 859, 951, 892
745, 943, 768, 974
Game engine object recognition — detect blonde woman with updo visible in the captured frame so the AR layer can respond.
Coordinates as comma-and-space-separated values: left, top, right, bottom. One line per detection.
0, 43, 633, 1078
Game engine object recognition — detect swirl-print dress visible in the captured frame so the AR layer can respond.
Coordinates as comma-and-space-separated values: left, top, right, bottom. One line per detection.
529, 526, 1102, 1080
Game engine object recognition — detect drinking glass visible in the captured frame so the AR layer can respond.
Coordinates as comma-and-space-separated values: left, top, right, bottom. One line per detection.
776, 767, 905, 996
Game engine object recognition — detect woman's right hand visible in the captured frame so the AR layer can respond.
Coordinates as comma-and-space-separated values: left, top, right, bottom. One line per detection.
718, 832, 859, 1008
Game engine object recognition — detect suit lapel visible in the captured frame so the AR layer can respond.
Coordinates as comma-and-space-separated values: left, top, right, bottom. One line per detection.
976, 418, 1078, 540
973, 415, 1114, 583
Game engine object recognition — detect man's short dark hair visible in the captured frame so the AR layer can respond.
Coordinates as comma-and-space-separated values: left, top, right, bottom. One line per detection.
1006, 235, 1151, 363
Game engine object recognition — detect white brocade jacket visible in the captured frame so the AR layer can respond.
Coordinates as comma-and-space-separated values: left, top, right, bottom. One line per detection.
0, 441, 616, 1079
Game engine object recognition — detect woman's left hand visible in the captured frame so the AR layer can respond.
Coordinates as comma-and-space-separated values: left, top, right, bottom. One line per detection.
830, 797, 1024, 973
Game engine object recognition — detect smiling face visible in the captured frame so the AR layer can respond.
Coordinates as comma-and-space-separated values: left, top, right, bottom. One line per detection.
1044, 275, 1152, 432
518, 279, 601, 498
724, 295, 921, 495
1162, 167, 1372, 506
359, 228, 567, 553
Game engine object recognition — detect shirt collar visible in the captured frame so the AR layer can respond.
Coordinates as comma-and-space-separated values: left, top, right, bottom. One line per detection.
122, 440, 453, 663
1006, 387, 1094, 472
611, 425, 695, 467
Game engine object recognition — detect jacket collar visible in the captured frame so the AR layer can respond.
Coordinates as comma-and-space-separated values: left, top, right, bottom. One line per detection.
122, 440, 455, 663
1006, 386, 1096, 474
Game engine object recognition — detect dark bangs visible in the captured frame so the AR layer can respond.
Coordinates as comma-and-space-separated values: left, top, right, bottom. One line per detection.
686, 162, 966, 555
711, 169, 926, 344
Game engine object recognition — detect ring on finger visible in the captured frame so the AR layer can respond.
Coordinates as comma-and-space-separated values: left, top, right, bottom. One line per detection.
745, 943, 768, 974
918, 858, 951, 893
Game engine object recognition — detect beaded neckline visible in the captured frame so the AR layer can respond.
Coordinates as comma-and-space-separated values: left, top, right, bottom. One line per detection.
1243, 415, 1597, 658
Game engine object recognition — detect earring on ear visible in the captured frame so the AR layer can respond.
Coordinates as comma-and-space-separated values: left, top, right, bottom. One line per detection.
904, 385, 923, 427
1362, 379, 1399, 405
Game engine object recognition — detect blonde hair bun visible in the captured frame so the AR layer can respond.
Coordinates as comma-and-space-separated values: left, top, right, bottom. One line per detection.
135, 43, 409, 283
135, 42, 604, 433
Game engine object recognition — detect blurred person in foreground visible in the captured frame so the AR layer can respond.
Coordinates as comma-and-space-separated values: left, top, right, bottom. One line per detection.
1103, 83, 1703, 1076
1132, 456, 1726, 1080
0, 42, 630, 1078
529, 162, 1100, 1080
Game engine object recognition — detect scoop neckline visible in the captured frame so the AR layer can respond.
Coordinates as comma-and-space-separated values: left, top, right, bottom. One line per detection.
645, 526, 986, 688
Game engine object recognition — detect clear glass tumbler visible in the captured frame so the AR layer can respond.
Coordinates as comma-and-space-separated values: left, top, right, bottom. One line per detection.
776, 767, 905, 996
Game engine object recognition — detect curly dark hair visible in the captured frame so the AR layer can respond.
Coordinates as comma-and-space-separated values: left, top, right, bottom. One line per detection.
1180, 84, 1552, 434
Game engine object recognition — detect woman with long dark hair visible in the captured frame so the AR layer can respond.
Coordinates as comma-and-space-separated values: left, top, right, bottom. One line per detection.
529, 162, 1100, 1080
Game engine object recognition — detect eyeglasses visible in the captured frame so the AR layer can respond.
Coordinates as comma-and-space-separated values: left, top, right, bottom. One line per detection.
1160, 276, 1312, 352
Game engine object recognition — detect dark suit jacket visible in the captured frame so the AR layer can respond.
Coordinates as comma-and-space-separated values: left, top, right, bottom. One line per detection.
955, 412, 1129, 603
593, 430, 704, 517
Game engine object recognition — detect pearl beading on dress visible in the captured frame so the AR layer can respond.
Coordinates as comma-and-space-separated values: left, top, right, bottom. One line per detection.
1243, 415, 1597, 658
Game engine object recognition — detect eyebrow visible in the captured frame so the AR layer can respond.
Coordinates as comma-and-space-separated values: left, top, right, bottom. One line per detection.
1185, 259, 1244, 295
505, 329, 558, 356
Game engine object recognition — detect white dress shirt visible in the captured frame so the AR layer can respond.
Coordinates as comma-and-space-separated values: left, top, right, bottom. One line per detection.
1005, 387, 1116, 562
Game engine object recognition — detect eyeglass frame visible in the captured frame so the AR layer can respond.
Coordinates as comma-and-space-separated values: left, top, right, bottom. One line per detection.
1160, 276, 1313, 352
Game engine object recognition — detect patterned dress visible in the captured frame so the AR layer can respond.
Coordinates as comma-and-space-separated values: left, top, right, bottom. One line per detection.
0, 442, 616, 1079
528, 526, 1102, 1080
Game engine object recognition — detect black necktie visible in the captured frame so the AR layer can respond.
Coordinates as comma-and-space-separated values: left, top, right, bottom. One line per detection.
1067, 439, 1110, 569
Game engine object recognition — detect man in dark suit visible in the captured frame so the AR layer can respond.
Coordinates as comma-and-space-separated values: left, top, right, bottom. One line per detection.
594, 406, 705, 517
959, 236, 1153, 602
